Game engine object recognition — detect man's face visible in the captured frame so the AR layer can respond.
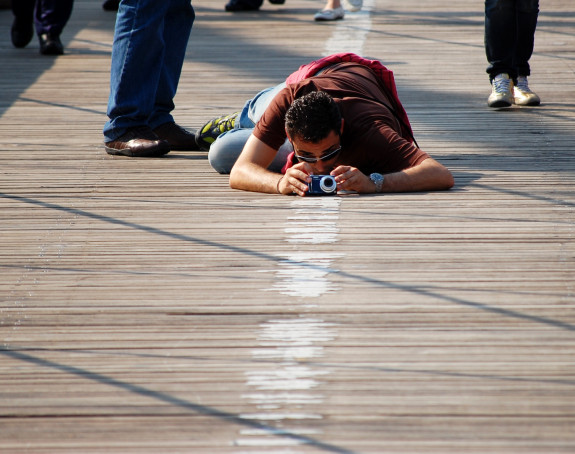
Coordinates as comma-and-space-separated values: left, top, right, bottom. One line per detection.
291, 130, 342, 175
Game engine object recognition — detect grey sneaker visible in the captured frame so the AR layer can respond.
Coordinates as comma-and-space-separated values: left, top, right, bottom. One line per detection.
314, 7, 345, 21
488, 73, 513, 108
343, 0, 363, 11
514, 76, 541, 106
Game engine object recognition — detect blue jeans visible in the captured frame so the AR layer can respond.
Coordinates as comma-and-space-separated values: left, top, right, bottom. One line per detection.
208, 83, 293, 174
103, 0, 195, 142
485, 0, 539, 81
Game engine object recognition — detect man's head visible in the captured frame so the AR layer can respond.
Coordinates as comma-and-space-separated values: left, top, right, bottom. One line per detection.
285, 91, 344, 173
285, 91, 342, 143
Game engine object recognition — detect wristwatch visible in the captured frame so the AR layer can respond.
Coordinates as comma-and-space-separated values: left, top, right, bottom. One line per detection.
369, 173, 385, 193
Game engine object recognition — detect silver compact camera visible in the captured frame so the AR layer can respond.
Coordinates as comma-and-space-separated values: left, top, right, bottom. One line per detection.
307, 175, 337, 195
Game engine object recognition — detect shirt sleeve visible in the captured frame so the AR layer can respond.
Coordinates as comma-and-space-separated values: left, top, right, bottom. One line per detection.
333, 96, 427, 174
253, 86, 294, 151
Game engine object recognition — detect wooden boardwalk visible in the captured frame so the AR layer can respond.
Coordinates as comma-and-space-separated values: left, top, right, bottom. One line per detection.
1, 0, 574, 452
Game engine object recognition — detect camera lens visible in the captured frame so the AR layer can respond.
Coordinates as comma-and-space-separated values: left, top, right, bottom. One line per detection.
319, 176, 337, 193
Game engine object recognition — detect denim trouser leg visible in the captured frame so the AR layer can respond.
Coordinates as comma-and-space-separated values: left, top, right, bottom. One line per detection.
103, 0, 194, 142
34, 0, 74, 37
485, 0, 539, 80
148, 0, 195, 129
208, 83, 293, 174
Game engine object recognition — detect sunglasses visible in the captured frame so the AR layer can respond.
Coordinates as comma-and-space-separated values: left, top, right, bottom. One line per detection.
294, 145, 342, 163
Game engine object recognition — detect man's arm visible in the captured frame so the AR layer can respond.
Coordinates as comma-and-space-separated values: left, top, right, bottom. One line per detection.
331, 157, 454, 193
228, 134, 285, 193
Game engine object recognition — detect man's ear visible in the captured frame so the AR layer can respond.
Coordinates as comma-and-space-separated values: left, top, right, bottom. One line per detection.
285, 127, 295, 146
340, 118, 345, 135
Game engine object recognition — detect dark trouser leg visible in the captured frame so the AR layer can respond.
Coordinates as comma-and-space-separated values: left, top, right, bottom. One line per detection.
34, 0, 74, 37
485, 0, 517, 81
10, 0, 35, 47
514, 0, 539, 77
225, 0, 264, 11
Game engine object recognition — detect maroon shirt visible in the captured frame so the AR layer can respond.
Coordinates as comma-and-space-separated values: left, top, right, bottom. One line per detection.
253, 62, 429, 175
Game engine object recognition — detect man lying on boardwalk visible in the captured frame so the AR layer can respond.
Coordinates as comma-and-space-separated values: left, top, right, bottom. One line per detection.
198, 53, 454, 196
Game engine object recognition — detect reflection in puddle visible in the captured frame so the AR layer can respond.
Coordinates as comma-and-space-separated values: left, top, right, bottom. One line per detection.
236, 199, 343, 451
271, 253, 344, 298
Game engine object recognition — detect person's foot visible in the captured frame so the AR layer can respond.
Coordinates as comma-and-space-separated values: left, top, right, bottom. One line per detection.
39, 34, 64, 55
268, 0, 285, 4
488, 73, 513, 108
105, 126, 171, 157
195, 112, 239, 150
153, 122, 201, 151
11, 16, 34, 48
314, 7, 345, 21
102, 0, 120, 11
513, 76, 540, 106
343, 0, 363, 11
225, 1, 261, 11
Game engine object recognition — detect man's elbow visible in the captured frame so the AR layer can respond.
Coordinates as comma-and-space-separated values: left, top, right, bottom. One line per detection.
229, 167, 240, 189
442, 169, 455, 190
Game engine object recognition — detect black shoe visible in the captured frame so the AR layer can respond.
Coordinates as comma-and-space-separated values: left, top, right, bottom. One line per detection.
102, 0, 120, 11
195, 112, 239, 150
225, 0, 262, 12
105, 126, 170, 157
11, 16, 34, 48
268, 0, 285, 4
153, 122, 201, 151
39, 34, 64, 55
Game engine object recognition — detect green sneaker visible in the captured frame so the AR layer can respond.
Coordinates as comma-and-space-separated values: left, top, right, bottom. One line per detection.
195, 112, 239, 150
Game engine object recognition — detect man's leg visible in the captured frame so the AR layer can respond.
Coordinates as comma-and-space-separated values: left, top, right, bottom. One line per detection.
485, 0, 517, 80
225, 0, 263, 12
208, 83, 291, 174
104, 0, 171, 141
485, 0, 517, 107
198, 83, 286, 150
34, 0, 74, 55
512, 0, 540, 105
103, 0, 172, 156
146, 0, 198, 150
513, 0, 538, 77
10, 0, 34, 48
148, 0, 194, 130
34, 0, 73, 38
208, 130, 292, 174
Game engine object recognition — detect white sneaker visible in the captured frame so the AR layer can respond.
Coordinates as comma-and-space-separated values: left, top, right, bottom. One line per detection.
314, 7, 345, 21
343, 0, 363, 12
488, 73, 513, 108
514, 76, 541, 106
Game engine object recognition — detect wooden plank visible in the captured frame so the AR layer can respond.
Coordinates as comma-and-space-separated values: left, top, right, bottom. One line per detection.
1, 0, 574, 453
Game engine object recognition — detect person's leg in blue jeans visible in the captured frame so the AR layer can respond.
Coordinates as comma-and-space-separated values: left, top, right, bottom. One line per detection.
104, 0, 197, 156
208, 83, 293, 174
148, 0, 195, 130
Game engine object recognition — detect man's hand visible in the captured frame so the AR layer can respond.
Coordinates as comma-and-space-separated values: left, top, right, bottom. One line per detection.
331, 166, 374, 193
278, 162, 313, 196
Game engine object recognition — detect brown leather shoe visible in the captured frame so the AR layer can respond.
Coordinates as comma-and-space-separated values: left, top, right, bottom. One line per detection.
105, 126, 170, 157
153, 122, 201, 151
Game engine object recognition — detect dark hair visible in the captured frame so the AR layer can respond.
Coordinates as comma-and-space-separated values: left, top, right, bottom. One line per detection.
285, 91, 342, 143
